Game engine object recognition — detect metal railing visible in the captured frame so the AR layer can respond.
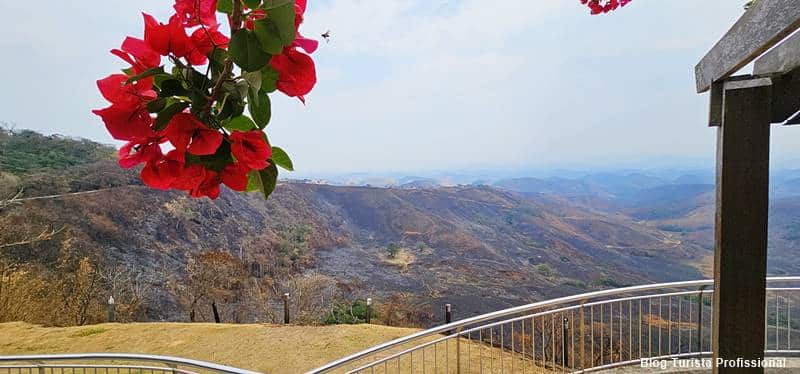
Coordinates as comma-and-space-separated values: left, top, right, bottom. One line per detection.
0, 354, 260, 374
310, 277, 800, 373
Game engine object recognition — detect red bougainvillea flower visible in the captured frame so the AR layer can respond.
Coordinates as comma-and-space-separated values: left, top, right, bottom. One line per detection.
164, 113, 223, 156
291, 0, 318, 54
93, 73, 159, 141
170, 163, 205, 191
118, 140, 164, 169
172, 0, 219, 28
140, 150, 185, 190
111, 37, 161, 73
190, 170, 221, 199
143, 13, 191, 57
92, 105, 157, 141
187, 25, 230, 65
230, 130, 271, 170
96, 74, 157, 108
220, 162, 250, 191
270, 48, 317, 103
580, 0, 632, 14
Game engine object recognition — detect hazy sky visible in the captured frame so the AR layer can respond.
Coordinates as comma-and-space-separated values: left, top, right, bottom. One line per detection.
1, 0, 798, 174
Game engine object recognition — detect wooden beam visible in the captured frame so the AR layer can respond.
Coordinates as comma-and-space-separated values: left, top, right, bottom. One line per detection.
754, 30, 800, 76
768, 69, 800, 123
694, 0, 800, 93
712, 78, 772, 373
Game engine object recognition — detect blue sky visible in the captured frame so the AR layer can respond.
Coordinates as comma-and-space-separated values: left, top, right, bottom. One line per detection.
1, 0, 798, 174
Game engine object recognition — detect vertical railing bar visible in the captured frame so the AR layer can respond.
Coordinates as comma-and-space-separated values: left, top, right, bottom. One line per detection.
551, 312, 556, 371
571, 308, 575, 370
618, 301, 622, 363
766, 290, 769, 350
521, 317, 526, 373
628, 300, 632, 362
600, 304, 604, 367
580, 303, 585, 371
788, 297, 792, 351
561, 312, 566, 369
658, 296, 663, 357
434, 341, 438, 374
647, 296, 653, 357
542, 315, 547, 368
776, 291, 780, 350
678, 295, 682, 354
609, 303, 613, 364
638, 298, 642, 360
688, 294, 692, 354
668, 296, 673, 355
590, 305, 594, 369
479, 329, 483, 374
500, 324, 504, 374
511, 321, 515, 374
531, 316, 536, 370
489, 327, 494, 374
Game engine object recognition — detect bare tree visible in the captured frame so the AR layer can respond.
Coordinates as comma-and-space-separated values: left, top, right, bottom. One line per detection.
98, 264, 156, 322
0, 189, 64, 250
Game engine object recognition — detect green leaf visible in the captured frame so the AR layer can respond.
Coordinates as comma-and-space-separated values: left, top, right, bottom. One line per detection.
217, 0, 233, 13
242, 71, 262, 96
246, 163, 279, 199
159, 79, 188, 97
229, 29, 271, 72
188, 90, 208, 116
125, 66, 165, 83
244, 0, 261, 8
261, 0, 293, 9
260, 66, 279, 93
186, 142, 233, 172
248, 90, 271, 128
146, 98, 167, 113
266, 1, 296, 46
253, 18, 284, 54
253, 1, 295, 54
154, 102, 190, 131
224, 115, 257, 131
270, 146, 294, 171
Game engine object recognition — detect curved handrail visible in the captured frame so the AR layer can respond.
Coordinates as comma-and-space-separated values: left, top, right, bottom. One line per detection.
0, 353, 261, 374
309, 276, 800, 373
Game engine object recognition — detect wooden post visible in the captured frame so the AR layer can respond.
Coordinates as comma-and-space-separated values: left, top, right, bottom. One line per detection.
283, 293, 290, 324
712, 78, 772, 373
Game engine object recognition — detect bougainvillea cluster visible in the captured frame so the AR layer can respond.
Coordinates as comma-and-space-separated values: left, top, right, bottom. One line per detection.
580, 0, 632, 14
93, 0, 317, 200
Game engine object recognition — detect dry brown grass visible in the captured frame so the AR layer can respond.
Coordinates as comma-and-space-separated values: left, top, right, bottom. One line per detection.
0, 322, 420, 373
0, 322, 561, 374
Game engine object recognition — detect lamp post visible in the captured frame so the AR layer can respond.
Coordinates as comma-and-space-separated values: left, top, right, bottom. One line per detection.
107, 296, 115, 323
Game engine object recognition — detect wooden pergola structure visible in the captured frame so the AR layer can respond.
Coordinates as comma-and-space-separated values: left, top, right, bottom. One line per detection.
695, 0, 800, 372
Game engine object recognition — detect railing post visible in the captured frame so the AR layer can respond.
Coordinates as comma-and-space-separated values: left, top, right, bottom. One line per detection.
283, 293, 290, 324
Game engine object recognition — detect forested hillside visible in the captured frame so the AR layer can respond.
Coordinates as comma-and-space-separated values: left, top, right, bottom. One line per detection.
2, 129, 792, 328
